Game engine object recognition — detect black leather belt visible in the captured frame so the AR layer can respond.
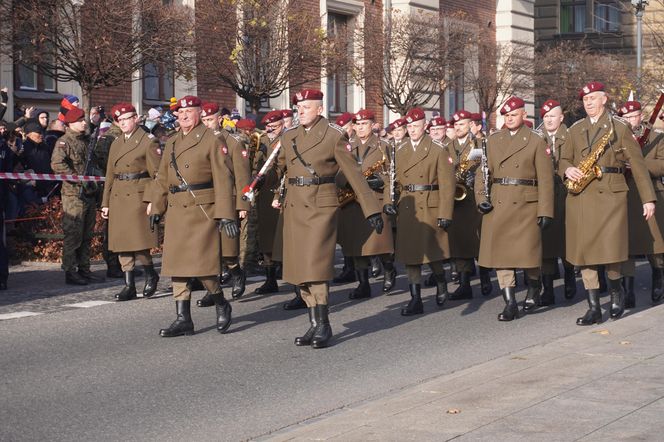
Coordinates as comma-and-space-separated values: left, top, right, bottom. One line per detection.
169, 181, 213, 194
493, 178, 538, 186
402, 184, 439, 192
599, 166, 624, 174
114, 172, 150, 181
287, 176, 336, 186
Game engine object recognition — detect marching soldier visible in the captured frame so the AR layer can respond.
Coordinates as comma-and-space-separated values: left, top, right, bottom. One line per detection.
618, 100, 664, 306
282, 109, 294, 129
147, 95, 238, 337
469, 113, 483, 138
428, 116, 448, 144
391, 117, 408, 144
337, 109, 396, 298
101, 103, 161, 301
50, 108, 105, 285
383, 108, 456, 315
272, 89, 383, 349
475, 97, 554, 321
560, 82, 656, 325
445, 120, 457, 142
532, 99, 576, 311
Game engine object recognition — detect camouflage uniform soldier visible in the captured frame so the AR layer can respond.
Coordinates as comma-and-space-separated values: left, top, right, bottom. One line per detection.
50, 108, 105, 285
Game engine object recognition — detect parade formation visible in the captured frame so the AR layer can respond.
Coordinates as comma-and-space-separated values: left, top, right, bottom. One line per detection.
54, 82, 664, 349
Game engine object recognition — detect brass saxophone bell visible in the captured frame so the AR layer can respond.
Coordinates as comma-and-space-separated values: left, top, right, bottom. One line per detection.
454, 183, 467, 201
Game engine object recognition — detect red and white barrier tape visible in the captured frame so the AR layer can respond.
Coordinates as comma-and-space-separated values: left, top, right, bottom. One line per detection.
0, 172, 105, 182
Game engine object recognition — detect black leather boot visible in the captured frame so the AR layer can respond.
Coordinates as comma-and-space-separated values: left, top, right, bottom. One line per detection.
115, 271, 137, 301
498, 287, 518, 321
349, 269, 371, 299
523, 278, 542, 312
401, 284, 423, 316
255, 266, 279, 294
540, 274, 555, 306
142, 265, 159, 298
598, 266, 607, 293
424, 273, 436, 287
479, 266, 492, 296
333, 256, 356, 283
220, 266, 231, 284
652, 266, 664, 303
65, 270, 88, 285
197, 291, 214, 307
230, 266, 246, 299
450, 262, 459, 284
609, 278, 625, 320
311, 305, 332, 349
283, 286, 307, 310
370, 256, 382, 278
212, 291, 232, 333
435, 273, 448, 306
564, 262, 577, 299
295, 307, 317, 346
160, 300, 194, 337
577, 289, 602, 325
382, 261, 396, 293
624, 276, 635, 309
449, 272, 472, 300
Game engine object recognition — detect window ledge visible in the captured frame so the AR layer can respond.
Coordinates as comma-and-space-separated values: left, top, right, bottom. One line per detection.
14, 90, 61, 101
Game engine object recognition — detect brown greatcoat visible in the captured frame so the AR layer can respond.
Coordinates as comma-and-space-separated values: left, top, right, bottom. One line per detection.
256, 134, 282, 254
215, 131, 250, 258
475, 125, 554, 269
337, 133, 394, 257
627, 129, 664, 255
559, 111, 656, 266
101, 128, 160, 252
541, 124, 568, 260
394, 135, 455, 265
274, 116, 381, 285
446, 137, 481, 259
149, 123, 235, 277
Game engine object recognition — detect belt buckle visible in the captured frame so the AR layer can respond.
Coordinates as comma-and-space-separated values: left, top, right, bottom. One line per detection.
294, 176, 304, 186
310, 176, 320, 186
178, 183, 188, 192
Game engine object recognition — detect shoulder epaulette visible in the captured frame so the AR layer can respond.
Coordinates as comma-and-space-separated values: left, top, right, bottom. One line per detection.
431, 139, 445, 148
612, 115, 629, 126
530, 128, 545, 139
213, 130, 221, 135
329, 123, 344, 133
570, 119, 585, 129
284, 123, 298, 132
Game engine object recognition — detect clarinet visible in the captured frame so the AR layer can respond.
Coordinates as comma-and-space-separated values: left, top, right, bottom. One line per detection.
478, 112, 493, 214
389, 139, 397, 204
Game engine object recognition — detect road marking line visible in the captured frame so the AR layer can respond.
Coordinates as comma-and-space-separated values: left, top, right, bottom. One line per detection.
65, 301, 114, 308
0, 311, 43, 320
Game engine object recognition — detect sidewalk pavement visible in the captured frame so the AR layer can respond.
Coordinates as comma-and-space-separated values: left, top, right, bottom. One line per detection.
263, 303, 664, 441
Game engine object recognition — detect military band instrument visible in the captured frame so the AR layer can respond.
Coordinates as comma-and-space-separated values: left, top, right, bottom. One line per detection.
242, 140, 281, 202
454, 137, 479, 201
637, 89, 664, 148
478, 112, 493, 213
337, 156, 386, 207
389, 139, 397, 204
564, 116, 615, 195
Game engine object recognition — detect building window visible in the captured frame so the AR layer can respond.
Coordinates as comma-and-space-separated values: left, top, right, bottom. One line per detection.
560, 0, 586, 33
14, 44, 57, 92
143, 62, 174, 102
448, 71, 464, 115
326, 12, 349, 115
594, 1, 621, 33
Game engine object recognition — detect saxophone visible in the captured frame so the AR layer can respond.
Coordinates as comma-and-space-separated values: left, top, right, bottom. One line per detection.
338, 157, 386, 207
455, 146, 479, 201
565, 118, 615, 195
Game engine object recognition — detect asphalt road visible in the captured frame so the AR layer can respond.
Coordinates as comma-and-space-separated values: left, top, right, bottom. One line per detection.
0, 262, 658, 441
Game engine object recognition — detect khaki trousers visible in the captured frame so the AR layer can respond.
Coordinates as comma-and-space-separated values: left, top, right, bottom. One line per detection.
172, 276, 221, 301
118, 250, 153, 272
580, 263, 621, 289
496, 268, 540, 289
298, 281, 328, 307
406, 261, 445, 284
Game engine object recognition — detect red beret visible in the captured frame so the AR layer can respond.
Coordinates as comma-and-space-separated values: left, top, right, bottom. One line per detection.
540, 99, 561, 118
112, 103, 136, 121
335, 112, 355, 127
281, 109, 293, 118
578, 81, 605, 99
201, 102, 220, 117
262, 110, 283, 125
178, 95, 202, 109
293, 89, 324, 104
392, 118, 407, 129
446, 120, 454, 129
500, 97, 525, 115
452, 110, 472, 122
618, 101, 641, 116
470, 113, 482, 122
63, 108, 85, 124
524, 120, 533, 128
355, 109, 375, 121
429, 116, 447, 128
405, 108, 425, 123
236, 119, 256, 130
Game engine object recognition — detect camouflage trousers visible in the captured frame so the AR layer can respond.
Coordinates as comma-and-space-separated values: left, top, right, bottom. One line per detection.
61, 194, 97, 273
239, 205, 260, 268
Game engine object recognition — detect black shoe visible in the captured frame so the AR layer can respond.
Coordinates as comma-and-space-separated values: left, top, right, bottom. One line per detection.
283, 287, 307, 310
349, 269, 371, 299
370, 256, 382, 278
220, 266, 231, 284
213, 291, 232, 333
609, 278, 625, 320
401, 284, 423, 316
159, 301, 195, 337
311, 304, 332, 348
143, 265, 159, 298
577, 289, 602, 325
623, 276, 635, 309
255, 266, 279, 294
197, 291, 214, 307
498, 287, 519, 321
78, 269, 105, 283
424, 272, 437, 287
449, 272, 472, 301
540, 274, 555, 306
65, 271, 88, 285
115, 271, 137, 302
479, 267, 492, 296
435, 273, 448, 306
523, 278, 543, 312
295, 307, 317, 346
563, 262, 577, 299
382, 262, 396, 293
186, 278, 205, 292
333, 256, 356, 283
106, 267, 124, 278
230, 266, 246, 299
652, 267, 664, 304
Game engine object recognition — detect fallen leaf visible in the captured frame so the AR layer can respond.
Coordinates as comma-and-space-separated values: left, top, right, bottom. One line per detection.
592, 329, 610, 335
447, 408, 461, 414
510, 356, 527, 360
619, 341, 631, 345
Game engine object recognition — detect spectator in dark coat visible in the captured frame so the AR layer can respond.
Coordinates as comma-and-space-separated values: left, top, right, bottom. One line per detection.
21, 120, 55, 202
